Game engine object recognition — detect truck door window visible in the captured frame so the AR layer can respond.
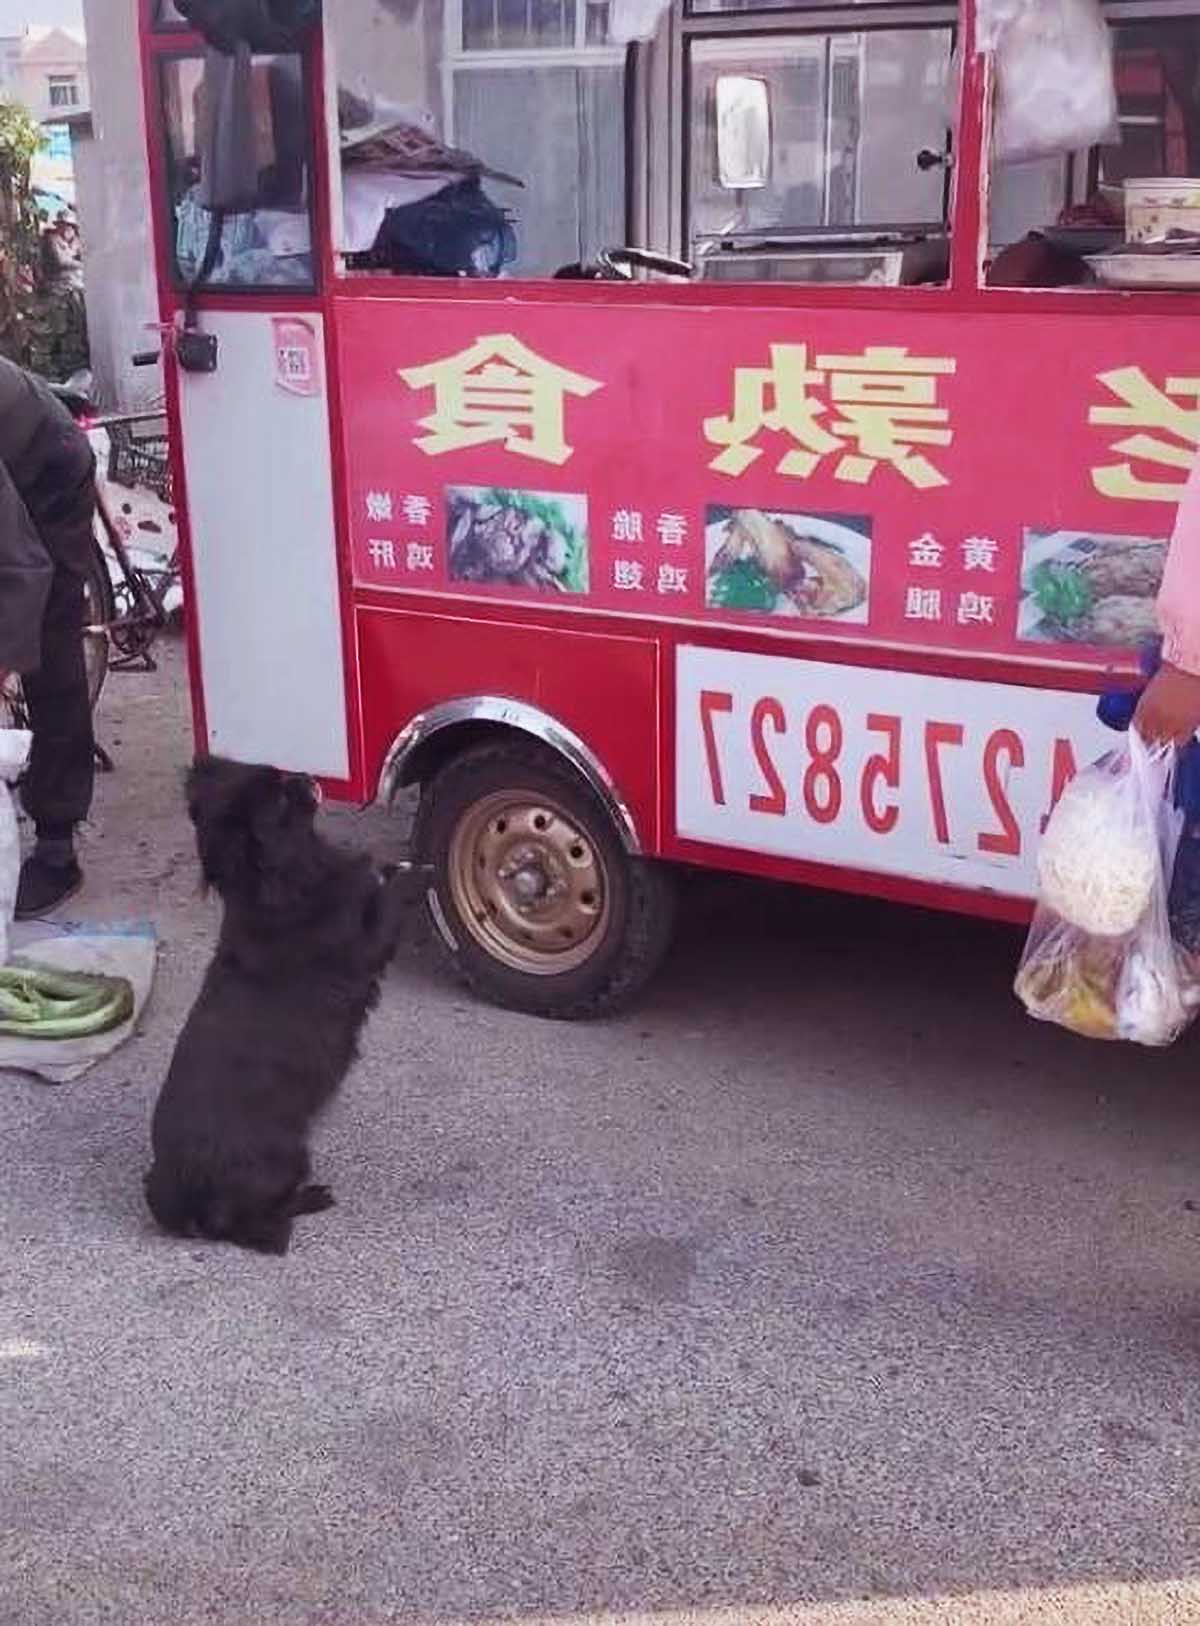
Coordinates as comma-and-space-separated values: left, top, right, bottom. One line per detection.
328, 0, 952, 285
160, 52, 315, 289
686, 29, 952, 281
1099, 17, 1200, 184
987, 7, 1200, 288
328, 0, 625, 279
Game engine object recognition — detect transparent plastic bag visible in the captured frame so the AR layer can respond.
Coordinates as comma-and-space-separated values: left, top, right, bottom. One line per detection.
1015, 734, 1200, 1046
0, 730, 31, 967
987, 0, 1119, 164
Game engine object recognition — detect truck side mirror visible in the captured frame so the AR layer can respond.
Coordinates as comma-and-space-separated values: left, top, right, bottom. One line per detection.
715, 75, 770, 191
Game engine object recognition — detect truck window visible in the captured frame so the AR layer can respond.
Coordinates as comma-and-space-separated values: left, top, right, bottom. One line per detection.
160, 51, 315, 290
988, 5, 1200, 289
685, 28, 952, 283
328, 0, 623, 279
329, 0, 952, 284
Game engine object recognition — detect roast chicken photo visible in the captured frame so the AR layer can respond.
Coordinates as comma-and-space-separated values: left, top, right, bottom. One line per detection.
705, 508, 870, 620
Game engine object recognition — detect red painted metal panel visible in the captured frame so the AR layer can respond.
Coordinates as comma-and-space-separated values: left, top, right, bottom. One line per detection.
357, 607, 660, 843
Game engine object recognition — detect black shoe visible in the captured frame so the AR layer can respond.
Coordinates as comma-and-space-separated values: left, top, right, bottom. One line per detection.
14, 855, 83, 920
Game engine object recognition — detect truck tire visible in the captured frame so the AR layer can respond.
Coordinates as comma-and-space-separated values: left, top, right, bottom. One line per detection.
414, 740, 676, 1019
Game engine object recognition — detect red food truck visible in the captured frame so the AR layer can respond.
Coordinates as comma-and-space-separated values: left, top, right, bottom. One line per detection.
139, 0, 1198, 1013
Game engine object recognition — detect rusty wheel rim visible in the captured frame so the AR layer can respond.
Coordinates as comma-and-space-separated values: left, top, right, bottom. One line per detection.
448, 789, 610, 975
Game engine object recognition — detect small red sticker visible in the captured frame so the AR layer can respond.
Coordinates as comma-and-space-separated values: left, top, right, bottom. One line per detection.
273, 317, 321, 398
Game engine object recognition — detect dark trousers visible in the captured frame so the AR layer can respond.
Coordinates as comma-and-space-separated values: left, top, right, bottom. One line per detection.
20, 562, 95, 842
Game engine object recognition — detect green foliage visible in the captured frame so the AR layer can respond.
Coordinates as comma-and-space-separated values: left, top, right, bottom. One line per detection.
0, 100, 44, 175
0, 100, 86, 378
0, 101, 44, 363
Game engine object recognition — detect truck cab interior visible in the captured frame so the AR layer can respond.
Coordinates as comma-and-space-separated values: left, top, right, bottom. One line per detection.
152, 0, 1200, 292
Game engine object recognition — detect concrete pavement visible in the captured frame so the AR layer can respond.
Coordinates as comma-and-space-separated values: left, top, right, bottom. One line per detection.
3, 639, 1200, 1625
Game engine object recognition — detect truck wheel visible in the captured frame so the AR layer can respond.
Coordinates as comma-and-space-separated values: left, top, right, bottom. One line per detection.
415, 741, 676, 1018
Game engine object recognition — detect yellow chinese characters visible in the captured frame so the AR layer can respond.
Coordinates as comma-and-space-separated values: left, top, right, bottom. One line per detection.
1089, 366, 1200, 502
705, 343, 957, 488
400, 333, 602, 466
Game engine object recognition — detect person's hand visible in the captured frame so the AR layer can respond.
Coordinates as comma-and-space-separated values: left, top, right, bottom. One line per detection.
1134, 661, 1200, 745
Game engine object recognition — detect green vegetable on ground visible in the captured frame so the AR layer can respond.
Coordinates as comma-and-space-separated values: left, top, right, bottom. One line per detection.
0, 963, 134, 1040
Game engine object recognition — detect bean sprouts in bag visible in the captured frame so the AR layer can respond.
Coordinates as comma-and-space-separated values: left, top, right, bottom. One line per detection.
1015, 733, 1200, 1046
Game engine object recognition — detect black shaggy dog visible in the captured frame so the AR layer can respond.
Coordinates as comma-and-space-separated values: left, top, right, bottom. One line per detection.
144, 755, 407, 1254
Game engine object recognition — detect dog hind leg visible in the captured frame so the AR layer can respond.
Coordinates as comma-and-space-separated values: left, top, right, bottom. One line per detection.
144, 1164, 199, 1237
289, 1183, 335, 1216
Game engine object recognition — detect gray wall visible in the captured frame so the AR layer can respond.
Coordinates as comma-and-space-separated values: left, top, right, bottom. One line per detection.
328, 0, 444, 129
75, 0, 160, 409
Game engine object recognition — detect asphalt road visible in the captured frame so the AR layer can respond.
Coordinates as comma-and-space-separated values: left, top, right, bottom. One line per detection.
4, 639, 1200, 1626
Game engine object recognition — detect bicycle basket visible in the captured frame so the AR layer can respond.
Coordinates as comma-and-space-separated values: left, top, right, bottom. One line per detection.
106, 423, 174, 506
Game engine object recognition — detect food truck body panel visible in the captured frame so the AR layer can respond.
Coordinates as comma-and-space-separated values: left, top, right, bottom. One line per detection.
137, 0, 1200, 1007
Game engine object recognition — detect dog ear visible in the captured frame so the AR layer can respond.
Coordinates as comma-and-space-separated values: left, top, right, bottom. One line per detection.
186, 761, 313, 898
184, 754, 239, 830
193, 809, 253, 894
186, 759, 268, 893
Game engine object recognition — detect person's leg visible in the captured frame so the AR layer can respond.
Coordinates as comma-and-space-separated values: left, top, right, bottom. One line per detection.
17, 560, 94, 917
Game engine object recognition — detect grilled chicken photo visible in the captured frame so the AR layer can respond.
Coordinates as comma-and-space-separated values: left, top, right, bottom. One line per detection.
708, 509, 868, 618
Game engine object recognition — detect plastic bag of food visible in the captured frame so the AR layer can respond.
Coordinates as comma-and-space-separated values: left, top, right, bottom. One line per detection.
0, 729, 31, 967
1015, 734, 1200, 1045
987, 0, 1118, 164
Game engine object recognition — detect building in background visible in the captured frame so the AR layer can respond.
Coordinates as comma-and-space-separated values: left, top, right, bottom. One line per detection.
0, 24, 88, 119
0, 32, 22, 99
68, 0, 157, 406
0, 24, 88, 206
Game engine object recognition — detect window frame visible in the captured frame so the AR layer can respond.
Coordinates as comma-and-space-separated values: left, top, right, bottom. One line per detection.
685, 0, 937, 16
456, 0, 617, 53
983, 0, 1200, 261
675, 2, 957, 269
440, 0, 631, 274
47, 75, 80, 109
155, 46, 321, 297
443, 0, 626, 147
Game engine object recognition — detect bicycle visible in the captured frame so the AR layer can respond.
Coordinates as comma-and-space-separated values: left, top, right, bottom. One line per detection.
1, 359, 181, 754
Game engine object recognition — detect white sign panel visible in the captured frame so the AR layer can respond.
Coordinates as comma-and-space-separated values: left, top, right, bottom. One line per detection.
675, 645, 1117, 898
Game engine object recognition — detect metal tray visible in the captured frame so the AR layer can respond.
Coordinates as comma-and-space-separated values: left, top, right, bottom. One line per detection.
1086, 252, 1200, 290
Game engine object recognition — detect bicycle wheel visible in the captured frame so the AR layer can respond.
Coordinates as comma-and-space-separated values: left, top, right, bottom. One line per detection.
82, 536, 113, 711
0, 541, 111, 730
